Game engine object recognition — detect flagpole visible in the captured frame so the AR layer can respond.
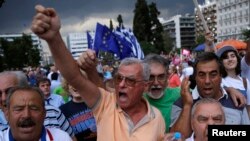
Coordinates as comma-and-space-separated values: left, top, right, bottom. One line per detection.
192, 0, 216, 52
192, 0, 209, 32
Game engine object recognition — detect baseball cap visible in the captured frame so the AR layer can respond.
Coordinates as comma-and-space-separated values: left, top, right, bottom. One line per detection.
216, 45, 237, 58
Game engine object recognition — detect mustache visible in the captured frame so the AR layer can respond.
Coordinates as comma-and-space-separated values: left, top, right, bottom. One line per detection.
17, 118, 36, 128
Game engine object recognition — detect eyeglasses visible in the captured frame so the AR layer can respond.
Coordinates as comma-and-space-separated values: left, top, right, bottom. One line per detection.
114, 74, 145, 87
149, 74, 167, 83
0, 87, 13, 96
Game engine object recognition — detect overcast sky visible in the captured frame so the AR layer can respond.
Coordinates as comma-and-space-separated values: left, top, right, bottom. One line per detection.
0, 0, 207, 35
0, 0, 206, 53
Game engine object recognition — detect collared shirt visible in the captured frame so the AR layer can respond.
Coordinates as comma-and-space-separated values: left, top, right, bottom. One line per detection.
0, 127, 72, 141
185, 132, 194, 141
191, 86, 228, 100
0, 109, 8, 131
171, 86, 250, 127
45, 94, 65, 108
92, 88, 165, 141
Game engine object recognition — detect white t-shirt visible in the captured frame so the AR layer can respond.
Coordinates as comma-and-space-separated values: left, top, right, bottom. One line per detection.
222, 76, 250, 105
0, 127, 72, 141
241, 56, 250, 81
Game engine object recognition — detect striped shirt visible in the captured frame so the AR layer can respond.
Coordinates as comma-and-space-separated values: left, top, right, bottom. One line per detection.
44, 105, 74, 137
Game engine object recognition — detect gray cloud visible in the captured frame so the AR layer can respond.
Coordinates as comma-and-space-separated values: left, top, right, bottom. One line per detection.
0, 0, 203, 35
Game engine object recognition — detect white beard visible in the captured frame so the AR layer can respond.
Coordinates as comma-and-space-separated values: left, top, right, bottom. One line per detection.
147, 91, 164, 99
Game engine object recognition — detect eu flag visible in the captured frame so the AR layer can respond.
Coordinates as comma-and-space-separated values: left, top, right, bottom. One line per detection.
94, 23, 121, 57
87, 31, 94, 50
114, 27, 144, 60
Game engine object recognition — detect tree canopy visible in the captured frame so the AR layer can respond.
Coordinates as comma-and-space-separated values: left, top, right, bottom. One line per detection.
0, 34, 41, 71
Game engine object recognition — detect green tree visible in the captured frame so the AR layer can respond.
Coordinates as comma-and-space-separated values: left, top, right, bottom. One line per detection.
133, 0, 151, 42
148, 2, 164, 54
195, 35, 205, 46
162, 32, 174, 53
117, 14, 123, 28
0, 34, 41, 70
242, 29, 250, 41
23, 35, 41, 67
140, 41, 157, 55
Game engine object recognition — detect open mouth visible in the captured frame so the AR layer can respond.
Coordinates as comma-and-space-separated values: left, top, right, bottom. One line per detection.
203, 87, 212, 91
118, 92, 128, 102
19, 125, 35, 133
151, 87, 162, 91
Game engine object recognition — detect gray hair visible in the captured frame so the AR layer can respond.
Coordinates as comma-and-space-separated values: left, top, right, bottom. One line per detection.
6, 86, 45, 108
191, 98, 225, 118
0, 71, 29, 86
119, 57, 150, 81
143, 53, 169, 71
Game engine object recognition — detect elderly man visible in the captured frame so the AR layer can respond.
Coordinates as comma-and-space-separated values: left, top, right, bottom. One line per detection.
0, 86, 72, 141
186, 98, 226, 141
0, 71, 75, 140
0, 71, 31, 130
143, 54, 181, 133
170, 52, 250, 139
31, 5, 165, 141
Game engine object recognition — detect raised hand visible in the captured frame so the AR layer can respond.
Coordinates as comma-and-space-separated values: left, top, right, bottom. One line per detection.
77, 49, 97, 71
31, 5, 61, 41
180, 76, 193, 106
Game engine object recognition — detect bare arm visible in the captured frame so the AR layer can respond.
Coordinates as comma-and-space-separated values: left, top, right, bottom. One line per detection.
170, 77, 193, 138
77, 50, 104, 88
204, 31, 216, 53
225, 87, 246, 107
31, 5, 100, 108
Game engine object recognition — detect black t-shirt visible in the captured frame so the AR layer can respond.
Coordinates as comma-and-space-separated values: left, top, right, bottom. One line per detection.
60, 101, 97, 141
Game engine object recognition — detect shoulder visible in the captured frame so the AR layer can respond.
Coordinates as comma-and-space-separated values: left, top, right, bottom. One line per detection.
46, 128, 72, 140
46, 105, 61, 112
0, 128, 9, 140
51, 93, 64, 99
59, 101, 72, 110
220, 95, 244, 110
173, 97, 183, 108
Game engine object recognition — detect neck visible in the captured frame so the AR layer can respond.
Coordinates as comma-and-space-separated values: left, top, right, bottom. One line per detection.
226, 70, 237, 78
73, 97, 84, 103
45, 93, 51, 99
123, 99, 147, 125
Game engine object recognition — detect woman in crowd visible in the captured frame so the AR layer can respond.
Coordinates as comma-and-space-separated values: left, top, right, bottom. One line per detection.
217, 45, 250, 118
